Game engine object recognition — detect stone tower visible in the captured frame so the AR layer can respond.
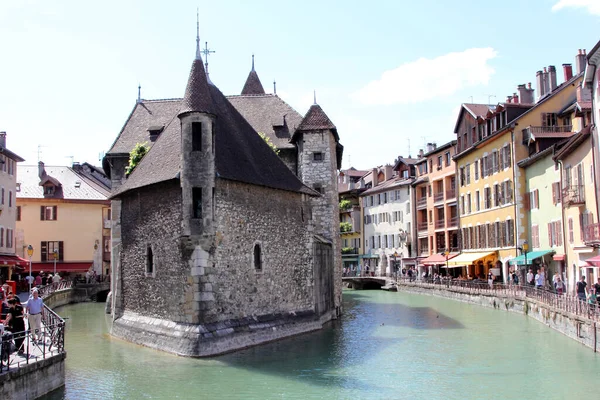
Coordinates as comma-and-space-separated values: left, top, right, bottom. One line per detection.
292, 103, 343, 313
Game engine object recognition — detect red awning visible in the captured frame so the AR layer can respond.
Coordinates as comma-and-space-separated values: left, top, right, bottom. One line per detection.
0, 254, 28, 268
553, 254, 565, 261
421, 253, 459, 266
585, 255, 600, 267
30, 262, 92, 273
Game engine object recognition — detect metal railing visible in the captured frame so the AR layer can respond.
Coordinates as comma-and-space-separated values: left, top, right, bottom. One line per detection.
433, 192, 444, 203
1, 304, 65, 373
434, 219, 445, 229
395, 277, 600, 321
584, 223, 600, 245
562, 185, 585, 205
447, 216, 458, 227
36, 280, 74, 298
445, 189, 456, 199
417, 197, 427, 208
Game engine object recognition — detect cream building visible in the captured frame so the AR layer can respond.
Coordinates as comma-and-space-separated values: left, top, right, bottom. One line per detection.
16, 162, 111, 278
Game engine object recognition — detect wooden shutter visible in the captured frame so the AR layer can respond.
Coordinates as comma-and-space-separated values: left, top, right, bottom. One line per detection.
523, 192, 530, 210
534, 190, 539, 209
557, 221, 563, 246
541, 112, 547, 127
52, 205, 57, 220
40, 206, 45, 221
41, 241, 48, 262
58, 241, 64, 261
552, 184, 557, 205
548, 222, 553, 246
506, 145, 511, 167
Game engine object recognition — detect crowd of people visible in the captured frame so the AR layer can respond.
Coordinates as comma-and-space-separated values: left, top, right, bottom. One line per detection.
0, 284, 45, 357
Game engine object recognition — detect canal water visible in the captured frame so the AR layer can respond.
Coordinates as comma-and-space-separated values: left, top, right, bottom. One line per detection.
43, 290, 599, 400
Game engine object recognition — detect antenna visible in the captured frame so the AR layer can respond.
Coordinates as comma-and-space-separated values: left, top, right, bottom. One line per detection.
488, 94, 496, 104
252, 54, 255, 71
407, 138, 411, 158
273, 80, 276, 94
137, 84, 141, 103
195, 8, 200, 60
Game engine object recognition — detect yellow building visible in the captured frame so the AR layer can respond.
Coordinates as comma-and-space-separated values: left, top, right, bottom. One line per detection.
453, 59, 585, 282
16, 162, 111, 278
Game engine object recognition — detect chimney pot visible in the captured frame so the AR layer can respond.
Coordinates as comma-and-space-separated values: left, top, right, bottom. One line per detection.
527, 82, 532, 89
563, 63, 573, 82
548, 65, 557, 91
513, 93, 519, 103
506, 95, 512, 103
576, 49, 587, 75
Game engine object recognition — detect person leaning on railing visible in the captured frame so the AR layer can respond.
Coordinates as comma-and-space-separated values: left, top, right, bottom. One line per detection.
26, 288, 44, 344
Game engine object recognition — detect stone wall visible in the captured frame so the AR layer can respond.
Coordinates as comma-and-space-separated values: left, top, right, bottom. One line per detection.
119, 179, 189, 322
210, 179, 314, 322
297, 130, 342, 313
0, 354, 66, 400
396, 283, 600, 352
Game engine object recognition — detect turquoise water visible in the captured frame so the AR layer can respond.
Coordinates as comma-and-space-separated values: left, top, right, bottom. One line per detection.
43, 290, 600, 399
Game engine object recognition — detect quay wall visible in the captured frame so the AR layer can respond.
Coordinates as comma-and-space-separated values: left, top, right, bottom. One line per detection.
395, 283, 599, 352
0, 353, 66, 400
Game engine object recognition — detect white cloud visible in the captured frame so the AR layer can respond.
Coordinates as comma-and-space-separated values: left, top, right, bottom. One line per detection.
351, 48, 498, 105
552, 0, 600, 15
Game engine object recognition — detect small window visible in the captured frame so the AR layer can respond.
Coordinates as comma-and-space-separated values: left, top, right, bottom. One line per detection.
16, 206, 21, 221
40, 205, 58, 221
192, 122, 202, 152
146, 245, 154, 275
8, 191, 11, 207
253, 243, 262, 270
192, 187, 202, 219
313, 184, 324, 194
313, 152, 323, 162
16, 183, 21, 192
43, 185, 55, 196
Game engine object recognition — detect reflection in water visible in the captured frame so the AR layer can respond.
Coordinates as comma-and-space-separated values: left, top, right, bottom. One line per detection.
42, 290, 600, 400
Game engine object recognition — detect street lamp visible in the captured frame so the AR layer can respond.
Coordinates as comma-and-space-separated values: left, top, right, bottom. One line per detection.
53, 249, 59, 276
522, 241, 529, 268
27, 245, 34, 293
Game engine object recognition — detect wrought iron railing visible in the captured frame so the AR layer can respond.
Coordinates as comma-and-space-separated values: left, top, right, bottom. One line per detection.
433, 192, 444, 203
562, 185, 585, 205
583, 223, 600, 245
416, 197, 427, 208
445, 189, 456, 199
434, 219, 445, 229
417, 222, 428, 232
447, 216, 458, 227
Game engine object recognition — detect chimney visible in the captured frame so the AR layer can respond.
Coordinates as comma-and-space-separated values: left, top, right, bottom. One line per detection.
548, 65, 557, 92
506, 95, 512, 103
563, 63, 573, 82
576, 49, 587, 75
418, 149, 424, 158
384, 165, 393, 182
512, 93, 519, 103
536, 71, 544, 99
371, 168, 378, 187
543, 67, 550, 96
0, 132, 6, 148
38, 161, 46, 179
426, 142, 434, 153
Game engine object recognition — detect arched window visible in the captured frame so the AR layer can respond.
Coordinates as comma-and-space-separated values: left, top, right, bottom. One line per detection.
146, 245, 154, 275
253, 243, 262, 271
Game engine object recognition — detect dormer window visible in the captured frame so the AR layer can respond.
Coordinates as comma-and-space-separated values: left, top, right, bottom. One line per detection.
148, 125, 164, 142
43, 185, 55, 196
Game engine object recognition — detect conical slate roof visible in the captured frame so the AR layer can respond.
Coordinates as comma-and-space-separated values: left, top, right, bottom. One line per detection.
241, 70, 265, 95
179, 58, 216, 115
296, 104, 337, 131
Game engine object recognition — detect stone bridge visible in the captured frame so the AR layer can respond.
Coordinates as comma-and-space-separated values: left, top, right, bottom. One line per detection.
342, 276, 395, 290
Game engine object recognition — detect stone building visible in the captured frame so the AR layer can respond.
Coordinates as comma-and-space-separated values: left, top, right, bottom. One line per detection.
103, 47, 342, 356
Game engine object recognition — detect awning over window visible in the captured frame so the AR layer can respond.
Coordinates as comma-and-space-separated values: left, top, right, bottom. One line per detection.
508, 250, 555, 266
585, 255, 600, 267
0, 254, 28, 268
421, 253, 459, 266
29, 262, 92, 273
446, 252, 496, 267
553, 254, 565, 261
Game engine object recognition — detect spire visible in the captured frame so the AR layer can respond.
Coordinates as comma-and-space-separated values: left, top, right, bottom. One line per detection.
137, 84, 142, 103
241, 55, 265, 95
201, 41, 215, 77
313, 90, 317, 105
195, 8, 200, 60
179, 18, 215, 116
273, 79, 276, 95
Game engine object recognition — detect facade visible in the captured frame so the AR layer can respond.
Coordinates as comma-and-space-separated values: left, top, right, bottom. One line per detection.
360, 164, 415, 275
553, 127, 599, 292
453, 51, 587, 282
413, 141, 459, 272
16, 162, 111, 277
0, 132, 26, 282
105, 47, 342, 357
338, 168, 369, 273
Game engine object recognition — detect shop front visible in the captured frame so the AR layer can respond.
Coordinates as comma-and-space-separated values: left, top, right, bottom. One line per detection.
445, 251, 498, 279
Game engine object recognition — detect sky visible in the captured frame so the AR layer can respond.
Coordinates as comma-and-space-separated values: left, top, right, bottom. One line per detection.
1, 0, 599, 171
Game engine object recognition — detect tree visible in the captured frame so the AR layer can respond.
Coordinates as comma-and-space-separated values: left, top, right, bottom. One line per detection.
125, 142, 149, 176
258, 132, 280, 155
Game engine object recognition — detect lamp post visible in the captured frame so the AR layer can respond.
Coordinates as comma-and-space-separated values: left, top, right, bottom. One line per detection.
53, 249, 59, 276
523, 241, 529, 269
27, 245, 34, 293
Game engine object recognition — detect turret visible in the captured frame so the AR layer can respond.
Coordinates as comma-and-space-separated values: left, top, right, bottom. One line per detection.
178, 44, 217, 237
241, 55, 266, 95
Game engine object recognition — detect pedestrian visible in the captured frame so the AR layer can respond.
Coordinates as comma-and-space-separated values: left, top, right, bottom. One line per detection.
576, 275, 587, 301
535, 270, 544, 290
552, 272, 560, 291
53, 272, 61, 284
26, 289, 44, 343
555, 276, 564, 295
92, 270, 98, 283
487, 271, 494, 289
511, 270, 519, 285
3, 298, 26, 355
527, 269, 534, 286
34, 273, 42, 287
41, 273, 48, 286
407, 268, 413, 282
594, 277, 600, 304
25, 274, 34, 288
47, 274, 53, 285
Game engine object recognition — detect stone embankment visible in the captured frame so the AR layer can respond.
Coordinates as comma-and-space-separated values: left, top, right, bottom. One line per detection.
395, 280, 600, 352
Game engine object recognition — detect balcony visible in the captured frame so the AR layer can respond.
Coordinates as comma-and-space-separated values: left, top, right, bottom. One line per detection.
522, 125, 572, 144
416, 197, 427, 209
447, 216, 458, 228
417, 222, 428, 232
434, 219, 445, 229
341, 247, 359, 255
583, 223, 600, 246
445, 189, 456, 200
433, 192, 444, 203
562, 185, 585, 206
